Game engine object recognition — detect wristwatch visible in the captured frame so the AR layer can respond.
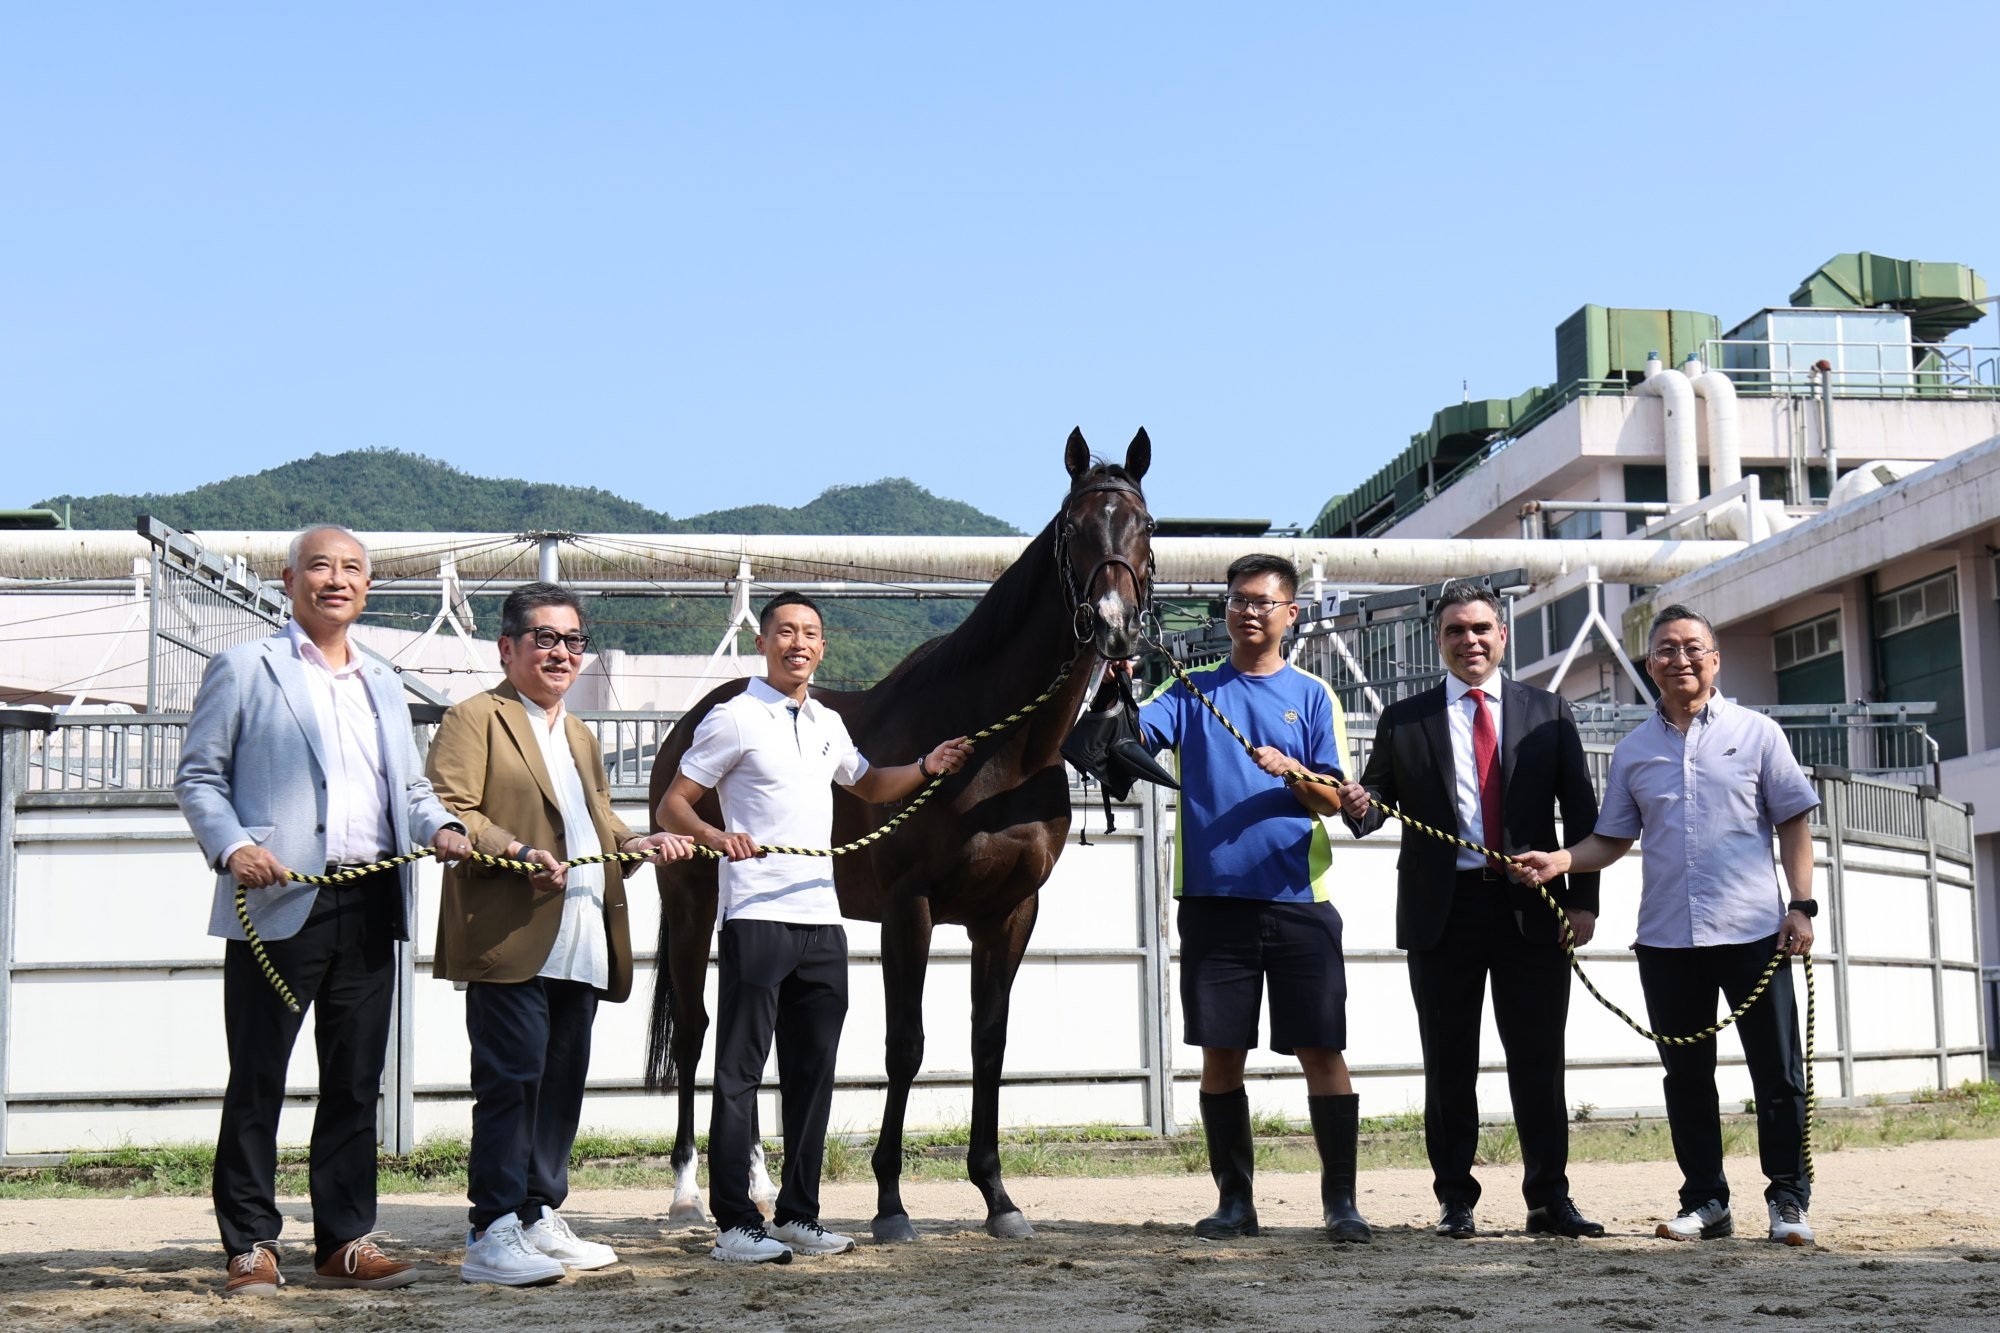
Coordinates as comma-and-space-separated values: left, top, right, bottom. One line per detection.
1787, 899, 1819, 918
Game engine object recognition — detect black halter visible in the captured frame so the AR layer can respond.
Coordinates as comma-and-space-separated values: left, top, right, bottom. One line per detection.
1054, 476, 1155, 643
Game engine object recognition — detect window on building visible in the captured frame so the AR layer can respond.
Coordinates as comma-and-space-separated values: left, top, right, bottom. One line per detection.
1547, 508, 1602, 541
1873, 571, 1965, 760
1773, 612, 1840, 673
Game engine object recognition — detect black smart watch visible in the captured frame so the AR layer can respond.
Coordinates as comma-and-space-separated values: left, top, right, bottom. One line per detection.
1787, 899, 1819, 918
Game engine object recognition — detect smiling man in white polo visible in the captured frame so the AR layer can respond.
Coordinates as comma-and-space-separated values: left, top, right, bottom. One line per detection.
660, 592, 971, 1264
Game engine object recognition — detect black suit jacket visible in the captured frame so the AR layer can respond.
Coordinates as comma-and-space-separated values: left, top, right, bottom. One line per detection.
1345, 676, 1599, 953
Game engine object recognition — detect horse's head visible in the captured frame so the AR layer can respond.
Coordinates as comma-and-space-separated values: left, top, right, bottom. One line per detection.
1058, 427, 1154, 660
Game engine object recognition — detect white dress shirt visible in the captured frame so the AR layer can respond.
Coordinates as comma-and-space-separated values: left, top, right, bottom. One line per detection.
1443, 670, 1505, 871
517, 696, 610, 989
286, 621, 394, 865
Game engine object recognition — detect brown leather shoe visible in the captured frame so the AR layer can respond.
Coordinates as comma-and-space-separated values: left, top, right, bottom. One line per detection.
314, 1234, 419, 1289
224, 1241, 284, 1297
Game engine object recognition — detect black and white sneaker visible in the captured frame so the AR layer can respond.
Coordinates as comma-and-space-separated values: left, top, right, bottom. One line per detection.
711, 1225, 793, 1264
767, 1216, 857, 1256
1656, 1199, 1733, 1241
1767, 1199, 1815, 1246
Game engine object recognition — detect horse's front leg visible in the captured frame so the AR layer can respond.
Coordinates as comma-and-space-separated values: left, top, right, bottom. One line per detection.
967, 892, 1040, 1239
663, 878, 717, 1228
870, 891, 934, 1242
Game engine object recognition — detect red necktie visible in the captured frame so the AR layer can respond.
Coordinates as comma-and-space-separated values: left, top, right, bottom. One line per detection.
1468, 687, 1503, 870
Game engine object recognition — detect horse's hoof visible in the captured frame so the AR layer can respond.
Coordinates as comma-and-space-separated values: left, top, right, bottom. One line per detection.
872, 1213, 920, 1244
664, 1199, 707, 1229
986, 1210, 1036, 1240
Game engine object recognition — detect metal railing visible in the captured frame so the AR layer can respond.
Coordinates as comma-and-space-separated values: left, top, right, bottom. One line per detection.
25, 709, 689, 797
1703, 336, 2000, 399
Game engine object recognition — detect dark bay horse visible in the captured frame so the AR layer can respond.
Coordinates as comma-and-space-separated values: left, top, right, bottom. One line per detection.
643, 428, 1154, 1241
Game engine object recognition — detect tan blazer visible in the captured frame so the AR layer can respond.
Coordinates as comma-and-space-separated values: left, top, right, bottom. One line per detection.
426, 681, 639, 1001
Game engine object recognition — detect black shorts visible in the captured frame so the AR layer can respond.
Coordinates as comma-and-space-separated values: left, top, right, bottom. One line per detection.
1178, 896, 1347, 1055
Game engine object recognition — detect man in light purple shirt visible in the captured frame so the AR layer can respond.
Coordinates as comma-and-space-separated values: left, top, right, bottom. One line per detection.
1511, 603, 1820, 1247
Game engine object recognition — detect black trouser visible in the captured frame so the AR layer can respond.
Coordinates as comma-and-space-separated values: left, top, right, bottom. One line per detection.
1404, 869, 1573, 1210
1637, 935, 1809, 1211
465, 976, 600, 1231
215, 870, 400, 1265
708, 919, 848, 1233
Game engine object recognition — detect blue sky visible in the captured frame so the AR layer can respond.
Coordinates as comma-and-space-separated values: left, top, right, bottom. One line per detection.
6, 3, 1998, 532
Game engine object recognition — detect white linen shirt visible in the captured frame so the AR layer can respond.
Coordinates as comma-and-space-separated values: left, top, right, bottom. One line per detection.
276, 620, 394, 866
1443, 670, 1505, 872
517, 696, 609, 989
678, 677, 868, 924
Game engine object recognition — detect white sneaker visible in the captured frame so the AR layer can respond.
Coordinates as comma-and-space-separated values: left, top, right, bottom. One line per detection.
1655, 1199, 1733, 1242
1767, 1199, 1815, 1246
461, 1215, 567, 1286
767, 1216, 857, 1256
711, 1225, 793, 1264
523, 1206, 618, 1270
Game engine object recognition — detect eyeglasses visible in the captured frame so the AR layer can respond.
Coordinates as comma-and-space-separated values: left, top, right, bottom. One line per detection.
519, 626, 590, 654
1225, 595, 1294, 616
1649, 645, 1713, 664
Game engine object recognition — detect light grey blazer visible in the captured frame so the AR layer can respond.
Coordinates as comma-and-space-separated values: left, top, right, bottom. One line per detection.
175, 629, 456, 943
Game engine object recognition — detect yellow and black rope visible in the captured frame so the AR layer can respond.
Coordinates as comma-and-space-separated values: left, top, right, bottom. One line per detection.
234, 660, 1076, 1014
1155, 652, 1817, 1179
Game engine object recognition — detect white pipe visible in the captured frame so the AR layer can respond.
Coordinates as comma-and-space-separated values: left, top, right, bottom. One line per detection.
0, 531, 1744, 587
1689, 369, 1742, 493
1636, 367, 1700, 508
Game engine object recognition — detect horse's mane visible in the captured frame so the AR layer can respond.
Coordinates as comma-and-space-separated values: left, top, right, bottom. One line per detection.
867, 461, 1144, 701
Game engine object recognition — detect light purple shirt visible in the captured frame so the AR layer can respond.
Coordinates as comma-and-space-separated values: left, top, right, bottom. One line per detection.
1596, 692, 1819, 949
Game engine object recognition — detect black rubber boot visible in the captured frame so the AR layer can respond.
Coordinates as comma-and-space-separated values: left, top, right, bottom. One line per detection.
1308, 1092, 1373, 1243
1193, 1088, 1259, 1239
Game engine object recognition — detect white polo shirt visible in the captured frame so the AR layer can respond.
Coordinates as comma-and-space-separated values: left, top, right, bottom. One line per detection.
678, 676, 869, 924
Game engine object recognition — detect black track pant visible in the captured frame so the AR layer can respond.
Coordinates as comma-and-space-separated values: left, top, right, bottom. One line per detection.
1637, 935, 1809, 1212
215, 871, 398, 1265
708, 919, 848, 1233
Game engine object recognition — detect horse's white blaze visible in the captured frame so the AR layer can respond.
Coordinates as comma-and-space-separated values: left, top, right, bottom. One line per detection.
1094, 588, 1128, 634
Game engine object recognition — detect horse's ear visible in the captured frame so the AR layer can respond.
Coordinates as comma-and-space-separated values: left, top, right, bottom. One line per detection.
1125, 428, 1151, 481
1064, 427, 1090, 481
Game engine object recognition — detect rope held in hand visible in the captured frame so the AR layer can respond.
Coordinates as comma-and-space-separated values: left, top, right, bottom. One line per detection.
232, 659, 1076, 1016
1155, 651, 1816, 1181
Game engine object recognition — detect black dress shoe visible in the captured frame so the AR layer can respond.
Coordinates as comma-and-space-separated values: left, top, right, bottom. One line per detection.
1435, 1201, 1476, 1239
1525, 1198, 1606, 1238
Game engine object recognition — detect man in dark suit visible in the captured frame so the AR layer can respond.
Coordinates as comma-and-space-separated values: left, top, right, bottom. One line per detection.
1336, 581, 1602, 1240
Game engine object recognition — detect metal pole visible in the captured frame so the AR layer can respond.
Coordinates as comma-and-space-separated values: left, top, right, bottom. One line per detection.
1923, 791, 1949, 1092
537, 535, 561, 584
1138, 781, 1168, 1136
1817, 361, 1841, 486
1823, 772, 1856, 1101
1148, 781, 1178, 1137
0, 714, 52, 1158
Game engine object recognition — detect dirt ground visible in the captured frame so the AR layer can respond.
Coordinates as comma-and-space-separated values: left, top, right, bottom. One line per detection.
3, 1139, 1999, 1332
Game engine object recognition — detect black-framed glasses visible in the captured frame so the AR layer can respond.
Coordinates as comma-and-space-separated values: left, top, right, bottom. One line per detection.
1649, 644, 1713, 664
519, 626, 590, 654
1225, 595, 1294, 616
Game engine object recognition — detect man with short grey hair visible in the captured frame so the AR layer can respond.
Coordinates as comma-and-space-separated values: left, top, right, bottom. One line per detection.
1512, 602, 1820, 1246
177, 525, 473, 1295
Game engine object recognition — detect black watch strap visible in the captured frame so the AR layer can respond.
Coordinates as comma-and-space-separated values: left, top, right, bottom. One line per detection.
1788, 898, 1819, 918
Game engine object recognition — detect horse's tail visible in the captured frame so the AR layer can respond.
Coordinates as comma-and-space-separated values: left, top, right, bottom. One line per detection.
640, 676, 751, 1095
643, 889, 678, 1092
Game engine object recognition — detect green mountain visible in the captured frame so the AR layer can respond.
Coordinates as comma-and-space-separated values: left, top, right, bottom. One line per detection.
38, 449, 1017, 689
38, 449, 1019, 537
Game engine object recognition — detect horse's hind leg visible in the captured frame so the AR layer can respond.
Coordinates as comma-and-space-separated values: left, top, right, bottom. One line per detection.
870, 892, 934, 1243
968, 893, 1040, 1239
664, 879, 718, 1228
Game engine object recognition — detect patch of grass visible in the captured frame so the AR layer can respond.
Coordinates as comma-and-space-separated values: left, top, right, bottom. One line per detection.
13, 1088, 2000, 1199
1250, 1107, 1297, 1137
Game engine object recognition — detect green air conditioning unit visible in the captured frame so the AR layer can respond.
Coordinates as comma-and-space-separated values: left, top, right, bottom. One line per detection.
1555, 305, 1720, 392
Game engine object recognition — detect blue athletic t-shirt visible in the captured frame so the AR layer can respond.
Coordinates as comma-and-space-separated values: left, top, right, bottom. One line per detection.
1139, 661, 1348, 902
